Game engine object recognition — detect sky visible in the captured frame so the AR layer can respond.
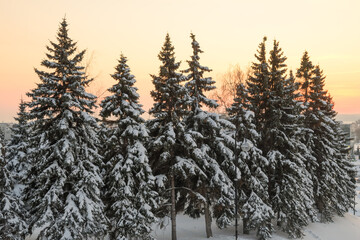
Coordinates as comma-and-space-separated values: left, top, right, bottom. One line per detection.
0, 0, 360, 122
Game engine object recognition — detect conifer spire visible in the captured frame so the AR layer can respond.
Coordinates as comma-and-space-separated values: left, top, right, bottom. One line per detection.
181, 33, 235, 237
147, 34, 189, 240
183, 33, 217, 112
296, 51, 314, 103
100, 54, 157, 239
0, 101, 29, 239
247, 37, 270, 133
149, 33, 188, 119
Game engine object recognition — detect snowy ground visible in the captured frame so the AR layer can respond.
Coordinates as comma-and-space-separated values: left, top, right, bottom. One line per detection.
153, 159, 360, 240
153, 213, 360, 240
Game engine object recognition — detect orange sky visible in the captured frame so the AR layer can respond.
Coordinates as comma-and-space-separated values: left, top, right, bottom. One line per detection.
1, 0, 359, 122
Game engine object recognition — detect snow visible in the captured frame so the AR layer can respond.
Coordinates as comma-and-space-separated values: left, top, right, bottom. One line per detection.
152, 159, 360, 240
152, 213, 360, 240
12, 183, 25, 197
155, 174, 167, 188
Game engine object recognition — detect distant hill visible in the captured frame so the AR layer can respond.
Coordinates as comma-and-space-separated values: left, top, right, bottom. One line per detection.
336, 114, 360, 124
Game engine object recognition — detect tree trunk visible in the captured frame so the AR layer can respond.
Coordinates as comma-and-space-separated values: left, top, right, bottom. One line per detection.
316, 199, 324, 222
171, 172, 177, 240
243, 218, 249, 234
277, 211, 281, 227
204, 194, 213, 238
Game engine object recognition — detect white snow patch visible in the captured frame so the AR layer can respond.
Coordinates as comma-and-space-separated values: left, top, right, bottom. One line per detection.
152, 213, 360, 240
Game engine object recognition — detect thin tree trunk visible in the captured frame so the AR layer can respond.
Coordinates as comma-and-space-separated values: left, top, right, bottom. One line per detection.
204, 193, 213, 238
317, 199, 324, 222
277, 211, 281, 227
243, 218, 249, 234
171, 172, 177, 240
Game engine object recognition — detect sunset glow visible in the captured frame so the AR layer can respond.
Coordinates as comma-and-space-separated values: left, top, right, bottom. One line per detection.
1, 0, 359, 122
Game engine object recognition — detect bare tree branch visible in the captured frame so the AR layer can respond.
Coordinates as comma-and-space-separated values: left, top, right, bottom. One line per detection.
209, 64, 251, 114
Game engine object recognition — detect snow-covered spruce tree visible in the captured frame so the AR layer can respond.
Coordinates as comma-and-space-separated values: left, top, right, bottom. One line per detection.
227, 83, 273, 240
286, 71, 318, 225
0, 101, 29, 239
295, 52, 319, 220
332, 122, 357, 214
181, 33, 234, 238
1, 138, 28, 240
304, 65, 348, 222
100, 54, 158, 240
307, 67, 356, 220
23, 18, 106, 239
264, 40, 316, 238
0, 162, 28, 240
0, 140, 11, 236
296, 51, 314, 104
6, 100, 31, 187
321, 95, 352, 217
147, 33, 189, 240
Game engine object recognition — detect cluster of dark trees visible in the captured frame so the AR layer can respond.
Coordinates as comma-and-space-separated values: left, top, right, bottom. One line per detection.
0, 18, 356, 240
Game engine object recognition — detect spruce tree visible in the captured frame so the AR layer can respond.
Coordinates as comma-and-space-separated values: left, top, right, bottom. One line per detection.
100, 54, 157, 240
0, 157, 28, 240
1, 139, 28, 240
265, 40, 315, 237
322, 95, 351, 217
305, 65, 345, 221
227, 83, 273, 240
181, 33, 234, 237
296, 52, 320, 221
6, 100, 31, 185
333, 124, 357, 214
286, 71, 318, 225
23, 18, 106, 239
147, 33, 189, 240
0, 101, 29, 239
305, 66, 356, 221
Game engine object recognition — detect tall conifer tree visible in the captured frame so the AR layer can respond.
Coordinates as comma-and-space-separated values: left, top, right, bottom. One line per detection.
306, 66, 336, 221
147, 34, 189, 240
100, 54, 157, 240
265, 40, 315, 237
1, 139, 28, 240
228, 83, 273, 240
305, 66, 356, 221
24, 18, 106, 239
333, 124, 357, 214
0, 101, 29, 239
6, 101, 31, 185
296, 53, 319, 218
182, 33, 234, 237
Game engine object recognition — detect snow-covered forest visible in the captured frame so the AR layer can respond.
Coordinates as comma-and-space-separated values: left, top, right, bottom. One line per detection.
0, 18, 357, 240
